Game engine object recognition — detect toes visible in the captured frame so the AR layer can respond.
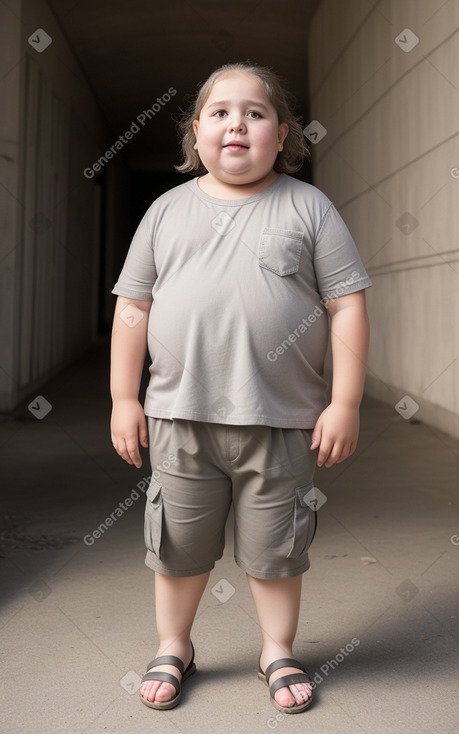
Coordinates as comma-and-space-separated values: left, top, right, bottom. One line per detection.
274, 687, 296, 708
290, 683, 312, 706
155, 682, 175, 702
140, 681, 157, 702
274, 683, 312, 709
140, 681, 175, 703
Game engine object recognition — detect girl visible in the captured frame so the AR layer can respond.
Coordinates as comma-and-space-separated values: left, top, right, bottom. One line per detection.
110, 61, 371, 715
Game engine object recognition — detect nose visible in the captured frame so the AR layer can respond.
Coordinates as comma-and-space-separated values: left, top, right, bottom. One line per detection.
227, 114, 246, 133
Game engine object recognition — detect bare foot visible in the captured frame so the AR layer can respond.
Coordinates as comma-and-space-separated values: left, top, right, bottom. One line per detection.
139, 639, 193, 705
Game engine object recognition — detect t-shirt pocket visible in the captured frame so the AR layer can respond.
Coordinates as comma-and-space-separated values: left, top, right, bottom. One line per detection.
258, 228, 304, 276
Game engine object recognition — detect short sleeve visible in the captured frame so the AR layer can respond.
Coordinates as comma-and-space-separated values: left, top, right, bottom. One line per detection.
313, 203, 372, 300
111, 206, 157, 301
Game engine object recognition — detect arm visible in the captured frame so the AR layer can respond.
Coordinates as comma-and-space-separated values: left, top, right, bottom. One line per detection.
110, 296, 152, 468
310, 290, 370, 467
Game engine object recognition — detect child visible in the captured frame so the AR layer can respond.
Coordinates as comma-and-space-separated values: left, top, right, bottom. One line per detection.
110, 61, 371, 715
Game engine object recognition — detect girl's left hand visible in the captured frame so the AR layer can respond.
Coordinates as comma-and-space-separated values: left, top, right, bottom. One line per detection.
310, 403, 360, 468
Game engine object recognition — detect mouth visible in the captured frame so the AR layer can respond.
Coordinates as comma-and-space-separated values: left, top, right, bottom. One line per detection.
223, 142, 249, 152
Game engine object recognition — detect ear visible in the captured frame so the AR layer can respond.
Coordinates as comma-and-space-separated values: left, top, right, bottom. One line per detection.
192, 119, 199, 146
277, 122, 289, 151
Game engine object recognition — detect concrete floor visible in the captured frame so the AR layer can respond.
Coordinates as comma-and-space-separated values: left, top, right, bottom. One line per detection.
1, 338, 459, 734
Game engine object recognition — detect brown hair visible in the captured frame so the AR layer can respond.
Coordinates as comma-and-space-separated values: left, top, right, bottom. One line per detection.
174, 61, 310, 175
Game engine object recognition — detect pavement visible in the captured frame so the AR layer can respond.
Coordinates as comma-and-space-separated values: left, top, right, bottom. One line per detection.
1, 337, 459, 734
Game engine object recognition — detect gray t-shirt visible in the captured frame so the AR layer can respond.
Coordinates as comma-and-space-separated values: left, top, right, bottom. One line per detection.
112, 173, 372, 428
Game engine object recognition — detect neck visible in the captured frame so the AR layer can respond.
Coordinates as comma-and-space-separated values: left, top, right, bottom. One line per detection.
197, 171, 280, 199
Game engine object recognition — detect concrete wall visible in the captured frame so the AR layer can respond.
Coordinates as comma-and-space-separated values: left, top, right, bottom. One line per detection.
0, 1, 22, 413
308, 0, 459, 439
0, 0, 129, 412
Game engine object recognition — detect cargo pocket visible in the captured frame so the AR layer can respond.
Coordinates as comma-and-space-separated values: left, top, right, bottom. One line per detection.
144, 479, 163, 558
286, 484, 317, 558
258, 228, 304, 276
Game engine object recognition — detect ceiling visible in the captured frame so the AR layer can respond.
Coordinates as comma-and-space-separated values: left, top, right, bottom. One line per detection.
47, 0, 320, 172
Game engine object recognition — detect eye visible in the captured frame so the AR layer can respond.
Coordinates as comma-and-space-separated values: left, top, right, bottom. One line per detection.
213, 110, 227, 118
247, 111, 262, 118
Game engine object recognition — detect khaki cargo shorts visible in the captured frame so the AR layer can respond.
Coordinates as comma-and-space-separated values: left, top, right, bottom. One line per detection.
144, 417, 318, 580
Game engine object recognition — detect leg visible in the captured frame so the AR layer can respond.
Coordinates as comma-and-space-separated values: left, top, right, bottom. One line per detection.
246, 573, 312, 708
140, 570, 210, 704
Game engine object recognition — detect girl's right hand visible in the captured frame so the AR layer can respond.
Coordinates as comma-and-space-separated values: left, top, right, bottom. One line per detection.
110, 399, 149, 468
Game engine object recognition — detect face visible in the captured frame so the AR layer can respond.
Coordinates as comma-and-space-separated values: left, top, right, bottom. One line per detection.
192, 71, 289, 187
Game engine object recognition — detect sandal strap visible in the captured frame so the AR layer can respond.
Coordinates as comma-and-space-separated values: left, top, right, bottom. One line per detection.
140, 670, 180, 695
270, 672, 312, 698
264, 657, 307, 682
144, 655, 184, 674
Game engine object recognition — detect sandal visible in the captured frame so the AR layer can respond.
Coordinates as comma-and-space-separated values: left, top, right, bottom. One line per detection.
258, 655, 313, 714
139, 641, 196, 710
